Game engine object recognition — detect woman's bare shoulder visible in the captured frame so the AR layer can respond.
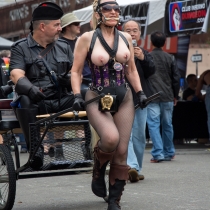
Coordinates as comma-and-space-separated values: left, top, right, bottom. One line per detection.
119, 31, 132, 42
75, 31, 95, 52
78, 31, 95, 42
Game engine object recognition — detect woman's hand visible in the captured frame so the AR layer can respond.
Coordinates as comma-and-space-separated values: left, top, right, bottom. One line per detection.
73, 94, 85, 111
136, 91, 147, 109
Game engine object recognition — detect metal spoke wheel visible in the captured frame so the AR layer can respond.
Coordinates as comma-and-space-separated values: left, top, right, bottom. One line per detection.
103, 164, 110, 203
0, 145, 16, 210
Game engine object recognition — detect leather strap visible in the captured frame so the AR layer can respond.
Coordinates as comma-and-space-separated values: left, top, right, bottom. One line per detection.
89, 31, 98, 55
38, 42, 59, 89
88, 29, 128, 87
119, 32, 129, 48
39, 42, 54, 57
96, 27, 119, 58
89, 30, 129, 56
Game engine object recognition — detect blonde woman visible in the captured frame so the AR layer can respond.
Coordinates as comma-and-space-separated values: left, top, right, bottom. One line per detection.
71, 0, 147, 209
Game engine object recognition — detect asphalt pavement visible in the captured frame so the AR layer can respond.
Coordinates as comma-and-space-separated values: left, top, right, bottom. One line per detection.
11, 142, 210, 210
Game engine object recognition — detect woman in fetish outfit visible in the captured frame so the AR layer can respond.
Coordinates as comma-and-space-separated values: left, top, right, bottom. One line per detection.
71, 0, 147, 209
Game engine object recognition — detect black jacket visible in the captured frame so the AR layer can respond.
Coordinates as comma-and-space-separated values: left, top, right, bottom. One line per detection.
127, 47, 156, 106
10, 34, 73, 99
148, 48, 180, 102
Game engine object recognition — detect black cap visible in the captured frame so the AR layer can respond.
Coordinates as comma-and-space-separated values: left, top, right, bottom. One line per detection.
32, 2, 63, 21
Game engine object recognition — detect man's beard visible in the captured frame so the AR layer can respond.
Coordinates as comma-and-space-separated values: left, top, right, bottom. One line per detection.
53, 33, 60, 42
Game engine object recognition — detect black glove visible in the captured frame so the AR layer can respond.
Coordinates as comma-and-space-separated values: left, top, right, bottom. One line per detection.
73, 94, 85, 111
15, 77, 46, 102
58, 74, 71, 87
136, 90, 147, 109
28, 86, 46, 102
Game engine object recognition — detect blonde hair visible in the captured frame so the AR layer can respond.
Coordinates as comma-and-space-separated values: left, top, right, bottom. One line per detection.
93, 0, 98, 12
92, 0, 99, 29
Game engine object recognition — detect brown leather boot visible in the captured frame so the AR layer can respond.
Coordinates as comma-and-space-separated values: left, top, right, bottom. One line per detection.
107, 164, 130, 210
92, 141, 115, 197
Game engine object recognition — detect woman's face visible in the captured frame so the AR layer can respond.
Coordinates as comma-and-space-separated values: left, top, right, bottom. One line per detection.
99, 0, 120, 26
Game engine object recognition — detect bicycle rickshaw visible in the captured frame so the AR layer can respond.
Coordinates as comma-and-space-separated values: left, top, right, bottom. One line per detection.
0, 93, 105, 210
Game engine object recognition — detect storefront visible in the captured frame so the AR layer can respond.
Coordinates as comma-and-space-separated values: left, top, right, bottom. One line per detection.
0, 0, 93, 41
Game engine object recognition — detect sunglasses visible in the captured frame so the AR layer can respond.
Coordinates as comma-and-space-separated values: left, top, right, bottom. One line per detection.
71, 22, 80, 26
101, 5, 120, 13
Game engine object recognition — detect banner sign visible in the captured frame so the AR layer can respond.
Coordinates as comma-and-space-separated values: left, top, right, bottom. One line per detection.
118, 3, 150, 38
165, 0, 209, 35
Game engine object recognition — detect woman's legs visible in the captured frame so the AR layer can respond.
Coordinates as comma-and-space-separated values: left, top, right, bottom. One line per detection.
85, 91, 120, 152
85, 91, 120, 198
112, 89, 135, 165
85, 89, 135, 159
86, 89, 135, 209
107, 89, 134, 210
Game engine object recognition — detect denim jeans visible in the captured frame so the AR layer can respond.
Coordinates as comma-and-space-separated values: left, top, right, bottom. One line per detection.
81, 83, 89, 90
205, 86, 210, 140
16, 133, 27, 149
127, 107, 147, 174
147, 102, 175, 159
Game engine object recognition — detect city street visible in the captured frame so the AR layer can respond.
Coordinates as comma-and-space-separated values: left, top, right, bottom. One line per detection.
0, 1, 210, 210
12, 144, 210, 210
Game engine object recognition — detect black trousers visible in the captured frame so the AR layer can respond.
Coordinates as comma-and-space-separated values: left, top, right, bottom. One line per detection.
19, 94, 74, 115
15, 94, 74, 149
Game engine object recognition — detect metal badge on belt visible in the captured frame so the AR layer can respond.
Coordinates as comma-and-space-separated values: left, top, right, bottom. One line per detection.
99, 93, 118, 112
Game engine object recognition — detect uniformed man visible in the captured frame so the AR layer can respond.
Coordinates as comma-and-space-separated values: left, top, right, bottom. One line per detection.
9, 2, 74, 169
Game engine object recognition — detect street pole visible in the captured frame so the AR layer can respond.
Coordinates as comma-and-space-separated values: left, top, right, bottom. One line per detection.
196, 62, 198, 77
196, 50, 198, 77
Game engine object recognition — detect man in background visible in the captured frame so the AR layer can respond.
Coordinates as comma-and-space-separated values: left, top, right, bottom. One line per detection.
196, 70, 210, 146
147, 31, 180, 162
183, 74, 202, 101
122, 20, 156, 182
61, 13, 92, 90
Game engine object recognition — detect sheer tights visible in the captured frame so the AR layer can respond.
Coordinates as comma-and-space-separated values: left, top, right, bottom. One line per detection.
85, 88, 135, 165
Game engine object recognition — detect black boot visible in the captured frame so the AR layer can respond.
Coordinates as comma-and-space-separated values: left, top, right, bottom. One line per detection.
16, 108, 43, 170
50, 144, 70, 167
108, 180, 126, 210
29, 124, 44, 169
55, 144, 65, 161
92, 141, 115, 197
107, 164, 130, 210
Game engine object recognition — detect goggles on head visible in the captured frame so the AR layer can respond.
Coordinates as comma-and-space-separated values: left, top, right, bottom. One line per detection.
96, 1, 120, 14
100, 4, 120, 13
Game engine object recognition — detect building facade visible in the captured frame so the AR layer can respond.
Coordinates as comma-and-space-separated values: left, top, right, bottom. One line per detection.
0, 0, 93, 41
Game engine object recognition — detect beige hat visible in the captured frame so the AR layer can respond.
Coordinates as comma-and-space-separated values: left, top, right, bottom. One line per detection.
61, 13, 84, 28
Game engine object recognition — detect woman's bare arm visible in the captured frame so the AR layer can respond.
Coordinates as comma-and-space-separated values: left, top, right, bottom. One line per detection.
71, 32, 92, 94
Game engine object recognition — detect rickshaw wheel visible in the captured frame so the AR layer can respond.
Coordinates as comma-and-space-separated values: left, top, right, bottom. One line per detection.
0, 145, 16, 210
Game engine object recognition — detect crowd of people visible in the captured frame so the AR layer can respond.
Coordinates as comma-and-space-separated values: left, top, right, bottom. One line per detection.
0, 0, 209, 209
